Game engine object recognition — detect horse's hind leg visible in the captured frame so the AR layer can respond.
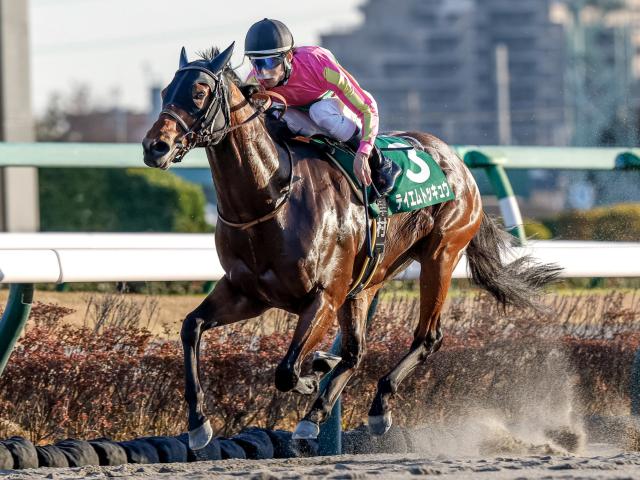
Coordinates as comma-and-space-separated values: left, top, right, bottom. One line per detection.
367, 236, 464, 435
183, 276, 267, 449
292, 290, 376, 439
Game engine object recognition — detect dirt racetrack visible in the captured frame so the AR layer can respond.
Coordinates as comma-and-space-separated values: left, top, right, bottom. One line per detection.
2, 445, 639, 479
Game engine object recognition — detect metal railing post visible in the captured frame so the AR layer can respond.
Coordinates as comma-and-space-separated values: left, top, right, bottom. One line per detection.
615, 151, 640, 170
0, 284, 34, 376
463, 150, 526, 245
317, 331, 343, 456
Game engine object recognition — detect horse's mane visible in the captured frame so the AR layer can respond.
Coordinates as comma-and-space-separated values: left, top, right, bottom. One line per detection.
197, 47, 260, 101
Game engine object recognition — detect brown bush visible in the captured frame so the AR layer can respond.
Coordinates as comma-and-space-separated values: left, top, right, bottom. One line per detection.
0, 291, 639, 444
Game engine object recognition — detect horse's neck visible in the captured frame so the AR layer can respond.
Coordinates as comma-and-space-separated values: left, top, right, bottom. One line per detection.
208, 83, 287, 223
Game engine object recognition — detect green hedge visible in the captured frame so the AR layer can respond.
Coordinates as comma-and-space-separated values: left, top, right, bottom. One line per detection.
543, 203, 640, 241
523, 220, 553, 240
40, 168, 210, 232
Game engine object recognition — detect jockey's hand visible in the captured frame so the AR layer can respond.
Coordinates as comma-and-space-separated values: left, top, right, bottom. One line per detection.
354, 151, 372, 187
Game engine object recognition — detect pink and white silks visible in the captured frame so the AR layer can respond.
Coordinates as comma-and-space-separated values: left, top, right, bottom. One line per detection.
247, 46, 379, 156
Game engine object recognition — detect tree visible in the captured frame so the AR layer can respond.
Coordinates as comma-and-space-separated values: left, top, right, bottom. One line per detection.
35, 93, 70, 142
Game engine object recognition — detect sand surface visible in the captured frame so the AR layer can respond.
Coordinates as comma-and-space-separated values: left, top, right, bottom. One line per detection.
3, 444, 639, 479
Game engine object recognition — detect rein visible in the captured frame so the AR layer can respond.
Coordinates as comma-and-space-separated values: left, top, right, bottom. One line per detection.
160, 64, 293, 230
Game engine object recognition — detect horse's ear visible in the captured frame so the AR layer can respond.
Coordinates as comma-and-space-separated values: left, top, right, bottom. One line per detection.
179, 47, 189, 68
209, 42, 235, 73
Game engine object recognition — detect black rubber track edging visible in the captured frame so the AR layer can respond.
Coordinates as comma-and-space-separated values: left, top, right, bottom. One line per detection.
264, 429, 297, 458
55, 439, 100, 467
144, 436, 188, 463
118, 438, 160, 464
0, 442, 15, 469
35, 445, 70, 468
0, 425, 425, 470
88, 439, 128, 466
1, 436, 38, 469
230, 428, 274, 460
218, 438, 247, 459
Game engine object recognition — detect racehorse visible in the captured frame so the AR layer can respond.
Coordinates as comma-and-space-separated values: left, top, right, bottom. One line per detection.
142, 44, 560, 450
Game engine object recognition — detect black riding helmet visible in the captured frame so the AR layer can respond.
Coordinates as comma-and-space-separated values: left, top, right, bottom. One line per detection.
245, 18, 294, 56
245, 18, 294, 86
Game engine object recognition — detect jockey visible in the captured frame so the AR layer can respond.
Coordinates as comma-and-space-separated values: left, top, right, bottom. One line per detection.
244, 18, 401, 197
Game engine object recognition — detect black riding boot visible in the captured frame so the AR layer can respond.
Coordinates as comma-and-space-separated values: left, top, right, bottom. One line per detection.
369, 147, 402, 198
345, 132, 402, 198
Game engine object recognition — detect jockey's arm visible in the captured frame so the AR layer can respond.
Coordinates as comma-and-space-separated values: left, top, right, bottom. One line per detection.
320, 60, 379, 158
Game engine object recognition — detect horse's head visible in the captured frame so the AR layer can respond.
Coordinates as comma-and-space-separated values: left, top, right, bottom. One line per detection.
142, 43, 235, 169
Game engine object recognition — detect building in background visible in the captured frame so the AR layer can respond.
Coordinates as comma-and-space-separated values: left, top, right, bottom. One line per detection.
551, 0, 640, 212
321, 0, 640, 216
322, 0, 567, 146
554, 0, 639, 147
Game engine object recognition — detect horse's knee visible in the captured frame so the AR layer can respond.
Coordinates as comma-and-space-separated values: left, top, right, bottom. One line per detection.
274, 363, 298, 392
180, 314, 204, 344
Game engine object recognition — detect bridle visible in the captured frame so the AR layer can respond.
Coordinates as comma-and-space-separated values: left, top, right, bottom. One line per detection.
159, 63, 293, 229
160, 65, 236, 163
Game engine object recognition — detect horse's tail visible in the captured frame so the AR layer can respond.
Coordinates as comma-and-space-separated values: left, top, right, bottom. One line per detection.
465, 213, 561, 312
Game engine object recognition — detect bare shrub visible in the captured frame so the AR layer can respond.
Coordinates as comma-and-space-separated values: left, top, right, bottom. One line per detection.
83, 293, 159, 332
0, 290, 638, 443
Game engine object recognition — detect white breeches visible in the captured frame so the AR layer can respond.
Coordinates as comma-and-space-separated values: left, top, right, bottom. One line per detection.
278, 97, 360, 141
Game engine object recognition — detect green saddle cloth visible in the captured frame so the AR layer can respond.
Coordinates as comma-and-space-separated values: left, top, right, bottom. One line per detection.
314, 135, 455, 217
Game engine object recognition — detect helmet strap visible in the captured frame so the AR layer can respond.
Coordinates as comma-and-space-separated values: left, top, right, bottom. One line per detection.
276, 54, 292, 87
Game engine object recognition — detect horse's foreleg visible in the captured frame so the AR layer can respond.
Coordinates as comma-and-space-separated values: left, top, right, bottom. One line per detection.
367, 241, 460, 436
293, 291, 374, 439
182, 276, 267, 450
274, 292, 337, 396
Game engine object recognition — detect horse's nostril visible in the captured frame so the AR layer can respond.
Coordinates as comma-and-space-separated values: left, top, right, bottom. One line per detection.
152, 141, 170, 155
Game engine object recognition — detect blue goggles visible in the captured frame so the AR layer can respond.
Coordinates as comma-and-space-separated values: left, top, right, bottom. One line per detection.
249, 55, 285, 71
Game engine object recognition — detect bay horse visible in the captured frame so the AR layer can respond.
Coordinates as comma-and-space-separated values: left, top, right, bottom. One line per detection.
142, 44, 560, 450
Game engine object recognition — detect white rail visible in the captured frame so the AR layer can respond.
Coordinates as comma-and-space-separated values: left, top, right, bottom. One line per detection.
0, 233, 214, 249
0, 234, 639, 284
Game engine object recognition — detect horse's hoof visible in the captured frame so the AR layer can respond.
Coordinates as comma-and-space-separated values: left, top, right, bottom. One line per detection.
312, 351, 342, 375
188, 419, 213, 450
293, 376, 318, 395
368, 412, 392, 436
292, 420, 320, 440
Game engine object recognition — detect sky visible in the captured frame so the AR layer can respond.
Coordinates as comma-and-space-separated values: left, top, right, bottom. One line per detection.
29, 0, 366, 115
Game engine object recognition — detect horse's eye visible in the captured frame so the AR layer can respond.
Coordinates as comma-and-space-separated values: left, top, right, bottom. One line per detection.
195, 92, 206, 100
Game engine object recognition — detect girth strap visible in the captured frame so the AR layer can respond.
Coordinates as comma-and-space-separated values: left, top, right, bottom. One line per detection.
347, 197, 389, 298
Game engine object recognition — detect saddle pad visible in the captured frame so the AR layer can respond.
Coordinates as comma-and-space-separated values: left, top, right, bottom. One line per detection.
317, 135, 455, 217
